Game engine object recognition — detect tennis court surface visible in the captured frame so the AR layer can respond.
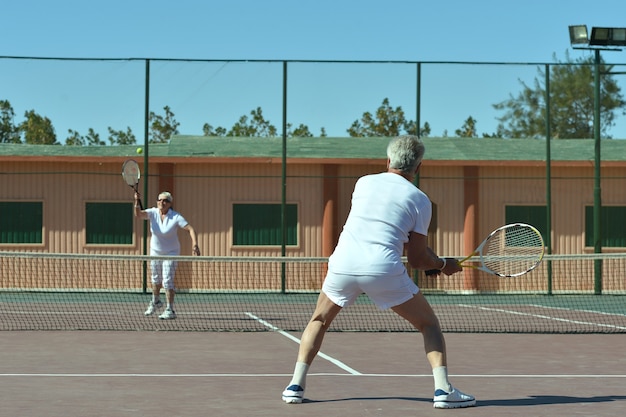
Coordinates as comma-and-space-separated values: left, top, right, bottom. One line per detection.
1, 331, 624, 417
1, 252, 625, 415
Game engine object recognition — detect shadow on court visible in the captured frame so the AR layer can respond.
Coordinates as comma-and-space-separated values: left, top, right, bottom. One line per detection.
298, 394, 626, 407
479, 395, 626, 407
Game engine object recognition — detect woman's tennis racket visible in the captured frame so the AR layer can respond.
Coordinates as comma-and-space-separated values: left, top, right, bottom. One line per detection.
426, 223, 545, 278
122, 159, 143, 209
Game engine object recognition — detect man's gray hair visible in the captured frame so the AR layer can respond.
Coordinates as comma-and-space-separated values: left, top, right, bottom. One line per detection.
386, 135, 425, 174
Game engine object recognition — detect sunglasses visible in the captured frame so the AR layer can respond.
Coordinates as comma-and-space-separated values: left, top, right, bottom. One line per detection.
157, 199, 171, 203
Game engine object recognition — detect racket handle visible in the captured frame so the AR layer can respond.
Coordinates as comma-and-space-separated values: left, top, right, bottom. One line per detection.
424, 269, 439, 276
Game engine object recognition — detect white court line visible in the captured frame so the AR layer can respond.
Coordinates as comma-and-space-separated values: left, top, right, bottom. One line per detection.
530, 304, 626, 318
244, 312, 362, 375
459, 304, 626, 331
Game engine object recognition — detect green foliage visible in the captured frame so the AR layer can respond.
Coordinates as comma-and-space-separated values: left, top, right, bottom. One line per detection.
494, 52, 626, 139
0, 100, 21, 143
288, 123, 313, 137
454, 116, 478, 138
229, 107, 277, 137
202, 107, 324, 138
149, 105, 180, 143
107, 127, 136, 145
20, 110, 58, 144
65, 129, 84, 146
202, 123, 227, 136
347, 98, 429, 137
348, 98, 409, 137
66, 128, 105, 146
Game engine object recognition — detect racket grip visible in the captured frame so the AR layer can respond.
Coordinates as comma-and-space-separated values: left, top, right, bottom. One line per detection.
424, 269, 439, 276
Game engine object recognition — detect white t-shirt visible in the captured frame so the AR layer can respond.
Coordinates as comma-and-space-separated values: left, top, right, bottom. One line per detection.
145, 208, 189, 255
328, 172, 432, 275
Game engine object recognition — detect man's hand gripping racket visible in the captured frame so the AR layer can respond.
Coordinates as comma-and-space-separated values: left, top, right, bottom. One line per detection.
426, 223, 545, 278
122, 159, 143, 210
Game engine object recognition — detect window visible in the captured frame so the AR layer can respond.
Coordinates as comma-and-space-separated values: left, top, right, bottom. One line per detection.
505, 205, 548, 242
0, 201, 43, 244
585, 206, 626, 248
85, 202, 133, 244
233, 203, 298, 246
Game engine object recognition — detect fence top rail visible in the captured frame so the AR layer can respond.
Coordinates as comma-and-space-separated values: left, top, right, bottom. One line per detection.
2, 251, 624, 263
2, 55, 625, 67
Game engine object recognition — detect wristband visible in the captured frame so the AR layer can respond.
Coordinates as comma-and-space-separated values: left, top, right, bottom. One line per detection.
439, 257, 447, 270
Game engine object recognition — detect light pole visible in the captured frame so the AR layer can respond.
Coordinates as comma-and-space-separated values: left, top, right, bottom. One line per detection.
568, 25, 625, 294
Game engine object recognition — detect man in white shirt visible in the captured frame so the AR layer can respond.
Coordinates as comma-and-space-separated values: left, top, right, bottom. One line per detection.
281, 135, 475, 409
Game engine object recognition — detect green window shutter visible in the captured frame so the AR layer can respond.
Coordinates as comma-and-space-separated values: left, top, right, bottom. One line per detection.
585, 206, 626, 248
86, 202, 133, 244
233, 203, 297, 246
505, 205, 548, 243
0, 202, 43, 243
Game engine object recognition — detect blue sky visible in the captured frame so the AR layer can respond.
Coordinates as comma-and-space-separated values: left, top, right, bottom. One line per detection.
2, 0, 626, 141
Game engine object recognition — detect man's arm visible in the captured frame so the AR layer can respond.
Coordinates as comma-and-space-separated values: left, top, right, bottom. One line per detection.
405, 231, 461, 275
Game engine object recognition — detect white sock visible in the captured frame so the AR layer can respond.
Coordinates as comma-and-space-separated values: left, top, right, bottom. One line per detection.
289, 362, 309, 388
433, 366, 452, 392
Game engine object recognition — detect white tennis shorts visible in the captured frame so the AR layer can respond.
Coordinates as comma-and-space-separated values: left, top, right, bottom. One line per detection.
150, 259, 178, 290
322, 270, 419, 310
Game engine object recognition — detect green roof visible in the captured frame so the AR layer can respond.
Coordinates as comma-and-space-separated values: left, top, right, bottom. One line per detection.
1, 136, 626, 162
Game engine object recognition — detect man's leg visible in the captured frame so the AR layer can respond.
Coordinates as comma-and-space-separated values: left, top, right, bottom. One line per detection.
283, 292, 342, 403
391, 291, 446, 367
391, 292, 475, 409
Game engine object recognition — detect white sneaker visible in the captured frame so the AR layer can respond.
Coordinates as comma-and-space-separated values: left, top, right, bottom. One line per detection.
282, 384, 304, 404
144, 300, 163, 316
158, 308, 177, 320
433, 386, 476, 409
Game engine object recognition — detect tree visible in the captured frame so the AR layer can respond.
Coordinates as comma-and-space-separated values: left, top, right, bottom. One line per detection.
228, 107, 277, 137
0, 100, 21, 143
202, 123, 227, 136
20, 110, 58, 144
405, 120, 431, 138
66, 129, 84, 146
347, 98, 429, 137
348, 98, 408, 137
288, 123, 313, 137
149, 105, 180, 143
202, 109, 323, 138
108, 127, 136, 145
66, 128, 105, 146
85, 128, 105, 146
455, 116, 478, 137
494, 52, 626, 139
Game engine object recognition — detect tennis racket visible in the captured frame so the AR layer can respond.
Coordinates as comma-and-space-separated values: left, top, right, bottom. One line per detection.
122, 159, 143, 209
425, 223, 545, 278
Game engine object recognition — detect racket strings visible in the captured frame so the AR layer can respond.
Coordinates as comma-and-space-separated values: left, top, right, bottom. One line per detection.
122, 161, 140, 187
482, 225, 544, 276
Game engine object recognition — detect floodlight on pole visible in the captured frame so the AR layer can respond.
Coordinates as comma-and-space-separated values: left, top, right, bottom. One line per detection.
569, 25, 589, 45
589, 27, 626, 47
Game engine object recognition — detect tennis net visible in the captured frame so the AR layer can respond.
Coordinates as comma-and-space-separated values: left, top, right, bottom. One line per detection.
1, 251, 624, 333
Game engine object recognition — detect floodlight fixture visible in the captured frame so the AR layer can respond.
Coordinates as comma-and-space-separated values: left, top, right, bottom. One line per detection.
569, 25, 588, 45
589, 27, 626, 47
